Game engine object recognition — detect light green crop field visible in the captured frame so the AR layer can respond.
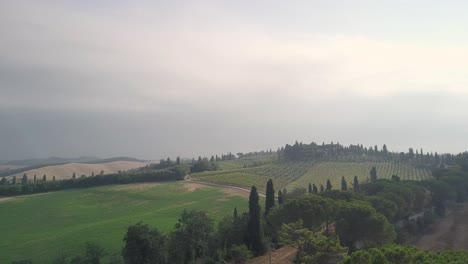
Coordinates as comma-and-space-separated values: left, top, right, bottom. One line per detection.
192, 161, 313, 191
287, 161, 432, 190
0, 182, 248, 263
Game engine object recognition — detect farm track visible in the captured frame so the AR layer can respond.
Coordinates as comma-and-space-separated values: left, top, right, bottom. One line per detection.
185, 175, 266, 197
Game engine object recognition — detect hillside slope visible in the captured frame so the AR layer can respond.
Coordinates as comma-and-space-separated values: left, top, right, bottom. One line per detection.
9, 160, 148, 180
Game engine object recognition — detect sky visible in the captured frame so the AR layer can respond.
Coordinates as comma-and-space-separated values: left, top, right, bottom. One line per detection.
1, 1, 468, 160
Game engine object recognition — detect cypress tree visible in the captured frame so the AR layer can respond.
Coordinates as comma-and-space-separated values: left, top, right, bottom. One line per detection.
233, 206, 238, 219
22, 174, 28, 185
12, 176, 16, 185
341, 176, 348, 191
312, 184, 318, 194
308, 183, 312, 193
320, 184, 324, 193
34, 174, 37, 183
277, 190, 283, 205
265, 179, 275, 214
72, 172, 76, 179
353, 176, 360, 192
176, 156, 181, 165
326, 179, 332, 191
370, 167, 377, 182
42, 174, 47, 182
248, 186, 265, 256
53, 176, 56, 181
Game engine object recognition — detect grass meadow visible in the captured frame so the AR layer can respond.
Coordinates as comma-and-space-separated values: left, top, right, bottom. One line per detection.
0, 182, 248, 263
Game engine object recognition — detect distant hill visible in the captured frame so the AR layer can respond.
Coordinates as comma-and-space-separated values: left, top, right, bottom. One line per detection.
0, 157, 145, 178
7, 160, 149, 180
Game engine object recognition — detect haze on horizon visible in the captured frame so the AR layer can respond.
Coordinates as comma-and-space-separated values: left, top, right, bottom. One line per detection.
1, 1, 468, 161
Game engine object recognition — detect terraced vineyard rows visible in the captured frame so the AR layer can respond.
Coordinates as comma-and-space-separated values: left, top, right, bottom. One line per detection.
191, 161, 313, 191
287, 161, 432, 190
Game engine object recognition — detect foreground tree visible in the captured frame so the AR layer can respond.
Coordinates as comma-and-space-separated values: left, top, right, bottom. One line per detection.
122, 222, 167, 264
278, 190, 284, 205
279, 220, 346, 264
326, 179, 332, 191
265, 179, 275, 215
341, 177, 348, 191
247, 186, 265, 256
168, 210, 214, 263
353, 176, 359, 192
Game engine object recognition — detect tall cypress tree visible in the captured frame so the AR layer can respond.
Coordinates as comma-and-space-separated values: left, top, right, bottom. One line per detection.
308, 183, 312, 193
12, 176, 16, 185
353, 176, 360, 192
233, 206, 238, 219
277, 190, 283, 205
320, 184, 324, 193
248, 186, 265, 256
265, 179, 275, 214
341, 176, 348, 191
370, 167, 377, 182
326, 179, 332, 191
312, 184, 318, 194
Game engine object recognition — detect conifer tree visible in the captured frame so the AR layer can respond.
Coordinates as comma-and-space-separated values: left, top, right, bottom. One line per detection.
42, 174, 47, 182
341, 176, 348, 191
53, 176, 56, 181
370, 167, 377, 182
320, 184, 324, 193
34, 174, 37, 183
277, 190, 284, 205
233, 206, 238, 219
12, 176, 16, 185
72, 172, 76, 179
326, 179, 332, 190
353, 176, 360, 192
248, 186, 265, 256
312, 184, 318, 194
265, 179, 275, 214
308, 183, 312, 193
176, 156, 181, 165
22, 174, 28, 185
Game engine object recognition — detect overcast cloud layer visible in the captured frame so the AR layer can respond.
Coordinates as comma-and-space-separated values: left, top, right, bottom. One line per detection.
1, 1, 468, 160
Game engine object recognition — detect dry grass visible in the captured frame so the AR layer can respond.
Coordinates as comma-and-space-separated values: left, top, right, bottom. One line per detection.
0, 165, 23, 171
9, 161, 148, 180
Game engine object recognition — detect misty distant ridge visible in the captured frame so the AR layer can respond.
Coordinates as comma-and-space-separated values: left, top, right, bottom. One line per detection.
0, 156, 144, 167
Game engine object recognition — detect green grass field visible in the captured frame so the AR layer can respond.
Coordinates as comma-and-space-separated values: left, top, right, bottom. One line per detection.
0, 182, 248, 263
287, 161, 432, 190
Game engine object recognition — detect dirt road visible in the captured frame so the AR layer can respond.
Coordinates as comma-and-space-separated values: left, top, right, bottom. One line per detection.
414, 204, 468, 251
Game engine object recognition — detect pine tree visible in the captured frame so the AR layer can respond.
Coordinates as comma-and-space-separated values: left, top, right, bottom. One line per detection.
320, 184, 324, 193
308, 183, 312, 193
353, 176, 360, 192
326, 179, 332, 191
277, 190, 283, 205
312, 184, 318, 194
341, 176, 348, 191
265, 179, 275, 215
248, 186, 265, 256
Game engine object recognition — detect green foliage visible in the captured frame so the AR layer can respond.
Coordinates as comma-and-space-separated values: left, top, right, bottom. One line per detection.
247, 186, 266, 256
122, 223, 167, 264
228, 245, 252, 264
279, 220, 346, 264
168, 210, 214, 263
335, 201, 396, 250
341, 244, 468, 264
265, 179, 275, 214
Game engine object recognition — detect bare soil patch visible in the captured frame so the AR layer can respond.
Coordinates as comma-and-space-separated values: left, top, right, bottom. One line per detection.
414, 204, 468, 251
182, 182, 210, 192
247, 246, 297, 264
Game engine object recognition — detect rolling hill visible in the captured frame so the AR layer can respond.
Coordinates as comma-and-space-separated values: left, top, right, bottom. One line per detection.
8, 160, 149, 180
